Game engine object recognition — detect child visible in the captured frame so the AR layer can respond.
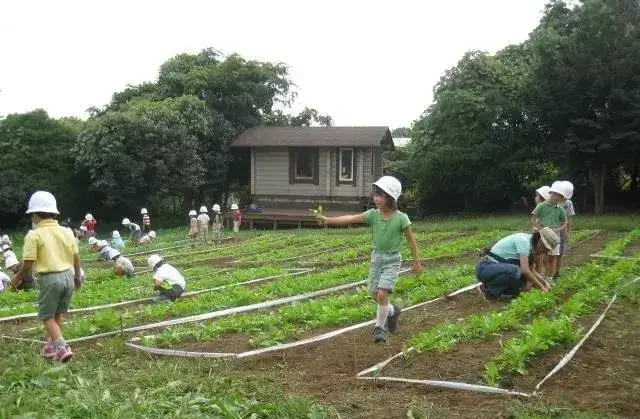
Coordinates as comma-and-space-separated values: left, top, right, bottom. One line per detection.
0, 270, 10, 292
11, 191, 83, 362
147, 254, 185, 302
197, 206, 210, 245
114, 256, 135, 278
5, 254, 36, 291
556, 180, 575, 277
212, 204, 222, 243
122, 218, 142, 246
2, 243, 17, 262
532, 185, 551, 273
534, 186, 551, 205
81, 213, 97, 237
531, 181, 568, 279
112, 230, 125, 251
231, 203, 242, 233
94, 240, 122, 262
138, 230, 156, 245
317, 176, 423, 343
1, 234, 12, 248
141, 208, 151, 233
78, 225, 88, 238
188, 210, 199, 245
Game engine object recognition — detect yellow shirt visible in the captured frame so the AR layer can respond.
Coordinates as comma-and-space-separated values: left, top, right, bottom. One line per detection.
23, 219, 79, 274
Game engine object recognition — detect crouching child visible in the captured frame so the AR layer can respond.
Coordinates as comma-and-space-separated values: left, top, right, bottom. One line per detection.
5, 254, 36, 291
147, 254, 185, 302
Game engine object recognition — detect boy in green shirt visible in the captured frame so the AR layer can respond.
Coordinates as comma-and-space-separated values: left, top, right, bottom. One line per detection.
531, 182, 567, 278
318, 176, 423, 343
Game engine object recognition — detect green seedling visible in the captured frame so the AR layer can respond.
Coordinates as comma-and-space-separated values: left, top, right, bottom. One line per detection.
308, 204, 323, 217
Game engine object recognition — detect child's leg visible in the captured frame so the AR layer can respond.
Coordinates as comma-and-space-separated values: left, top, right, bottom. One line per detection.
374, 288, 390, 327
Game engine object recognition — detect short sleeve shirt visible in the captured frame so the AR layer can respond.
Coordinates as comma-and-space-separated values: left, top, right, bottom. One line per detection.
490, 233, 532, 261
153, 264, 185, 288
363, 209, 411, 253
23, 219, 79, 273
532, 201, 566, 228
561, 199, 575, 217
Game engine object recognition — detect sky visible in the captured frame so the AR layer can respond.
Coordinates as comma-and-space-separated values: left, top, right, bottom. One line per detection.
0, 0, 550, 129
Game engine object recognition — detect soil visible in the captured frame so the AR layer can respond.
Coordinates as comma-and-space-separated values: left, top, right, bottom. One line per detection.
623, 238, 640, 258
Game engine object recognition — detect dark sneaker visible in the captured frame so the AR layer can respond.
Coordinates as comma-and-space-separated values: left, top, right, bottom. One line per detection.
372, 326, 386, 343
386, 304, 401, 332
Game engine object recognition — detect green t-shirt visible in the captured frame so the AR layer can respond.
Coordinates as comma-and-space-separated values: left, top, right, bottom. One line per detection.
363, 209, 411, 253
532, 201, 566, 228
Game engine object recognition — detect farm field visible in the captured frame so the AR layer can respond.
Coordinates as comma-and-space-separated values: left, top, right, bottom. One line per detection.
1, 214, 639, 418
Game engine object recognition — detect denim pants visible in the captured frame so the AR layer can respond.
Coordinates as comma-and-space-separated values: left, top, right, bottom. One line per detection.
475, 258, 525, 299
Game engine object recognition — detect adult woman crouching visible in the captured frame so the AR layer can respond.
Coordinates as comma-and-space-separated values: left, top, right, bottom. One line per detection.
476, 227, 558, 301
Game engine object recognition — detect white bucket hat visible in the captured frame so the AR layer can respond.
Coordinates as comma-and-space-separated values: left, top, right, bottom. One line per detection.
561, 181, 574, 199
141, 208, 148, 215
112, 230, 120, 238
122, 218, 131, 226
231, 203, 239, 210
372, 176, 402, 201
549, 181, 570, 199
5, 254, 19, 269
189, 210, 197, 216
149, 231, 156, 238
87, 237, 98, 246
85, 213, 93, 221
147, 254, 163, 269
26, 191, 59, 214
536, 186, 551, 200
199, 206, 208, 213
212, 204, 221, 212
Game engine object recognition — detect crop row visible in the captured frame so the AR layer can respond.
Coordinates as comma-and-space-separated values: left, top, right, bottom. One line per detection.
138, 265, 477, 348
402, 228, 631, 355
57, 263, 373, 339
0, 266, 287, 318
483, 254, 639, 385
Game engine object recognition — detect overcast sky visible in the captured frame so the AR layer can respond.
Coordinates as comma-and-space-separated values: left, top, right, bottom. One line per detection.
0, 0, 550, 129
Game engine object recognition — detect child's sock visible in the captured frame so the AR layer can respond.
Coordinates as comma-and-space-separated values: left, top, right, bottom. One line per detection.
375, 304, 390, 328
52, 337, 66, 349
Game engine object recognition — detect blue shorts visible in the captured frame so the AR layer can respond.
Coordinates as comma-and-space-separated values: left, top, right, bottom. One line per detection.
368, 251, 402, 294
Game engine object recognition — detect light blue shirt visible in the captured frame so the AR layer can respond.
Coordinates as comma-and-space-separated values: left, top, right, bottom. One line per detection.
490, 233, 532, 261
112, 237, 125, 251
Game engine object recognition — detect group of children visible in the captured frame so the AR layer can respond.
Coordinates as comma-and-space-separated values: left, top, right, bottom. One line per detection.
6, 173, 578, 360
532, 180, 575, 280
189, 203, 242, 245
3, 191, 188, 362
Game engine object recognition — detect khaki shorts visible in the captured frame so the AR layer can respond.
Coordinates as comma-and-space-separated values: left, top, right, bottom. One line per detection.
37, 269, 74, 320
368, 251, 402, 294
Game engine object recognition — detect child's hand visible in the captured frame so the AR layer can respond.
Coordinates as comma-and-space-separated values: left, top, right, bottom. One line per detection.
412, 260, 424, 276
316, 216, 328, 226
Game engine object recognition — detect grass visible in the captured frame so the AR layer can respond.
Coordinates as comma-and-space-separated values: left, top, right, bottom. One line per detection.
1, 215, 638, 418
0, 338, 334, 418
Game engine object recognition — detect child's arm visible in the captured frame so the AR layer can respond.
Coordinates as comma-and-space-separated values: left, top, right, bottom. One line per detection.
319, 214, 366, 225
566, 215, 573, 236
11, 260, 34, 291
404, 226, 424, 275
530, 214, 541, 230
520, 256, 550, 291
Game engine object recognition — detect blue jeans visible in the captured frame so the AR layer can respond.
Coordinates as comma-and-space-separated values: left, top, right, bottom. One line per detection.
475, 258, 525, 300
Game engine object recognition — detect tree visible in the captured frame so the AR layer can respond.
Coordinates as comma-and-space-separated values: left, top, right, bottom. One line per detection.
410, 47, 543, 213
0, 110, 84, 225
528, 0, 640, 212
75, 97, 208, 214
263, 107, 333, 127
391, 127, 411, 138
